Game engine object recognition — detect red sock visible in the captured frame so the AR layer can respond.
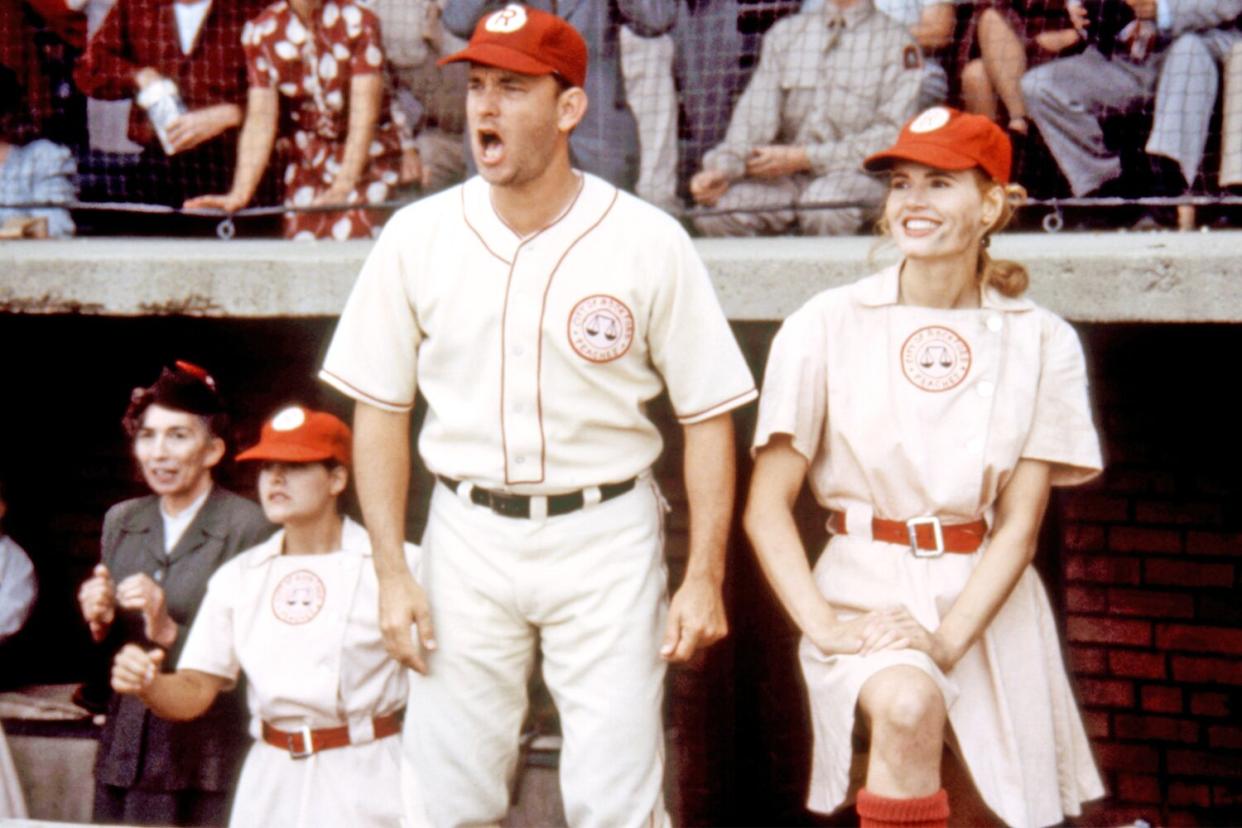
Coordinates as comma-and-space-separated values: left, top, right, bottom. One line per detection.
856, 788, 950, 828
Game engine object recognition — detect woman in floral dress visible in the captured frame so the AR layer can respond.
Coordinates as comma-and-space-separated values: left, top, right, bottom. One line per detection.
186, 0, 406, 239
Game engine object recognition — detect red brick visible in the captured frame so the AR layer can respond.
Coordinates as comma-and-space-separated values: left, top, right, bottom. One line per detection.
1065, 524, 1106, 553
1146, 559, 1234, 588
1066, 585, 1107, 613
1116, 773, 1163, 803
1078, 679, 1135, 709
1166, 811, 1202, 827
1168, 782, 1213, 807
1065, 554, 1141, 585
1114, 714, 1198, 743
1141, 685, 1182, 713
1094, 742, 1159, 772
1190, 691, 1230, 718
1064, 495, 1128, 523
1106, 469, 1178, 495
1209, 725, 1242, 750
1108, 588, 1196, 619
1173, 656, 1242, 685
1110, 650, 1166, 679
1111, 526, 1183, 554
1168, 749, 1242, 777
1186, 530, 1242, 557
1135, 500, 1223, 527
1068, 616, 1152, 647
1069, 646, 1107, 675
1075, 803, 1159, 826
1157, 624, 1242, 655
1214, 783, 1242, 806
1082, 710, 1110, 739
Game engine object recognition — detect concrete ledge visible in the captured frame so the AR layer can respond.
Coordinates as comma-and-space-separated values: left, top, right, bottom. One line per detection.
2, 231, 1240, 322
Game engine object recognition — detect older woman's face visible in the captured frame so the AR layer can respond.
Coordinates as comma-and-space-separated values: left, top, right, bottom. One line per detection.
885, 161, 999, 261
133, 404, 223, 500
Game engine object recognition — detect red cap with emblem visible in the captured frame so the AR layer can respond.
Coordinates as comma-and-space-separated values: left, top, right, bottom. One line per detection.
438, 3, 588, 89
237, 406, 351, 466
864, 106, 1013, 184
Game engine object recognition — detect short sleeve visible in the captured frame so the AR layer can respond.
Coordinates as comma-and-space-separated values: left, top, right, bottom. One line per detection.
177, 561, 241, 685
751, 305, 827, 463
242, 16, 278, 89
320, 216, 422, 410
646, 224, 757, 423
348, 5, 387, 75
1020, 316, 1103, 486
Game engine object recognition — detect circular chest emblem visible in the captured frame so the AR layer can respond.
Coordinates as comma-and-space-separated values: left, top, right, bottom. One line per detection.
901, 326, 972, 392
271, 569, 326, 625
567, 295, 635, 363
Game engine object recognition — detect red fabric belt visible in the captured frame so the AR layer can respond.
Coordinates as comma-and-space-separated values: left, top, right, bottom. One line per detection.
827, 511, 987, 555
261, 709, 404, 758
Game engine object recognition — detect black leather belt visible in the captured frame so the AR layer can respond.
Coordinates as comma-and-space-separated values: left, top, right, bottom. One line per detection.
437, 475, 637, 519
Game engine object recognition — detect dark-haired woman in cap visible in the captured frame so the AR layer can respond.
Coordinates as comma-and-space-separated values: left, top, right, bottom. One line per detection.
744, 107, 1104, 827
77, 361, 272, 826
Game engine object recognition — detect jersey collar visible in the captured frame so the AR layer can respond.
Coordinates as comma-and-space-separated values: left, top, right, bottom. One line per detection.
854, 263, 1035, 311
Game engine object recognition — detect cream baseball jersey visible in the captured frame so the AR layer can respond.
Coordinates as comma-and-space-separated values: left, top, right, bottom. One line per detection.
322, 172, 757, 492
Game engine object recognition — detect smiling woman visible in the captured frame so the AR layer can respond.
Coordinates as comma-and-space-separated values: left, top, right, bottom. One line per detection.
744, 107, 1105, 828
77, 361, 271, 826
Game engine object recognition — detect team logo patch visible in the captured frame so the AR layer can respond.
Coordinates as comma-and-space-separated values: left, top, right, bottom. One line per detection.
271, 569, 326, 624
272, 406, 306, 431
909, 106, 950, 134
485, 4, 527, 33
567, 295, 635, 363
901, 326, 971, 392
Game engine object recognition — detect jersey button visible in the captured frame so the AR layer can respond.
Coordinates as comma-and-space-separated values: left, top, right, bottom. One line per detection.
976, 380, 995, 399
515, 456, 526, 465
513, 346, 525, 357
986, 314, 1002, 332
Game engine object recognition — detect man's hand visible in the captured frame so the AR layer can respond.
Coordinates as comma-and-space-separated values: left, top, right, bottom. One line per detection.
111, 644, 165, 695
400, 146, 424, 187
1124, 0, 1157, 20
660, 574, 727, 663
116, 573, 177, 648
1035, 28, 1082, 53
689, 169, 730, 206
78, 563, 116, 642
312, 179, 357, 208
745, 145, 810, 179
1067, 2, 1090, 36
165, 104, 242, 154
377, 568, 436, 674
134, 67, 162, 91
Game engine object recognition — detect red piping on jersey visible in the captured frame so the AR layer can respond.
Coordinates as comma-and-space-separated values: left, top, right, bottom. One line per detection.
676, 386, 758, 423
461, 187, 512, 266
320, 369, 413, 412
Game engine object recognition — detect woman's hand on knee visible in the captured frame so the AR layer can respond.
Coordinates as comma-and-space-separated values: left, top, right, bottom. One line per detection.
807, 611, 883, 657
861, 607, 954, 670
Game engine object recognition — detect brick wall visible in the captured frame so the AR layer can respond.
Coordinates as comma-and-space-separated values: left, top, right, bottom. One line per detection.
1066, 325, 1241, 827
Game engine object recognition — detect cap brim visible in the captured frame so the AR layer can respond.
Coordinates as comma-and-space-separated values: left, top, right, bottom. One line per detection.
863, 143, 983, 174
438, 43, 557, 79
236, 441, 335, 464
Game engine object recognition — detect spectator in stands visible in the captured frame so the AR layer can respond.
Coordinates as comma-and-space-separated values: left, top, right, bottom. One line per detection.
1, 64, 78, 237
806, 0, 960, 109
73, 0, 264, 209
1221, 39, 1242, 189
0, 479, 36, 646
444, 1, 677, 192
958, 0, 1088, 139
0, 0, 88, 148
1021, 0, 1242, 200
77, 361, 271, 826
184, 0, 405, 239
621, 24, 678, 211
689, 0, 922, 236
372, 0, 468, 193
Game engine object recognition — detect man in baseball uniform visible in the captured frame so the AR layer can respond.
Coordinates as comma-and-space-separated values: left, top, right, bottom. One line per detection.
319, 5, 757, 827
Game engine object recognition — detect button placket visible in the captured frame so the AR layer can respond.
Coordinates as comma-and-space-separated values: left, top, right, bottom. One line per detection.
501, 248, 548, 483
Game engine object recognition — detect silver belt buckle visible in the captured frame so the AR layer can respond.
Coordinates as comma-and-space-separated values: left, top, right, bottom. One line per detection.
288, 724, 315, 759
906, 516, 944, 558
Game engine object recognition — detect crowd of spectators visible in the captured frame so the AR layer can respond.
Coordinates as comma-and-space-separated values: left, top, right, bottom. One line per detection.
0, 0, 1240, 237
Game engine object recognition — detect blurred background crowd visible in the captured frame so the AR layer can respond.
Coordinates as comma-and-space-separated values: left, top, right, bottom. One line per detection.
0, 0, 1239, 238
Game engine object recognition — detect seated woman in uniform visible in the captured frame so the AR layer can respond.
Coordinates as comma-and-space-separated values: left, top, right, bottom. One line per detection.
744, 107, 1104, 827
109, 405, 419, 828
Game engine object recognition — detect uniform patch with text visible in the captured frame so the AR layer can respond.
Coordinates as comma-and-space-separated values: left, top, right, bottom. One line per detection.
271, 569, 326, 624
900, 325, 971, 391
568, 295, 635, 363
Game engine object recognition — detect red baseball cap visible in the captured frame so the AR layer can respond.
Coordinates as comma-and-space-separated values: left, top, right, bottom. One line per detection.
864, 106, 1013, 184
237, 406, 351, 466
438, 4, 588, 89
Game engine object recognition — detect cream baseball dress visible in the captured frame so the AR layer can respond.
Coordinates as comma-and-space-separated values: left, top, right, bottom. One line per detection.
178, 517, 420, 828
753, 266, 1105, 828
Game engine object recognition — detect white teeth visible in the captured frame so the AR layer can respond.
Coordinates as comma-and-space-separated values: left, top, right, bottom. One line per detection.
904, 218, 938, 231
